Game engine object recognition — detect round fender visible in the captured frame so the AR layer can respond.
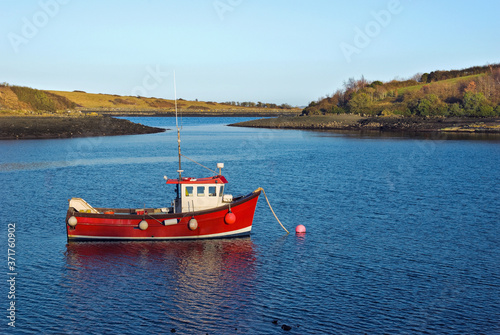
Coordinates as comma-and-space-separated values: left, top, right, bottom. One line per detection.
188, 218, 198, 230
139, 220, 148, 231
224, 212, 236, 225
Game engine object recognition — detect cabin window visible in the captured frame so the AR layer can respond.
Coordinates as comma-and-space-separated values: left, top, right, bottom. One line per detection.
208, 186, 216, 197
197, 186, 205, 197
219, 186, 224, 197
185, 186, 193, 197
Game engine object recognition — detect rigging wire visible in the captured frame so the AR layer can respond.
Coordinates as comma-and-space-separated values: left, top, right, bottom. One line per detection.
174, 71, 178, 130
181, 154, 217, 174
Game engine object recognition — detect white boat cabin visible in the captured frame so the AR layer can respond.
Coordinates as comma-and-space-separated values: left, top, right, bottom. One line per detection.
166, 175, 232, 213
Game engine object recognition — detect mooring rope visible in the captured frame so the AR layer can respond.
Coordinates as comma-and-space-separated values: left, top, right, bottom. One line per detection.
255, 187, 289, 234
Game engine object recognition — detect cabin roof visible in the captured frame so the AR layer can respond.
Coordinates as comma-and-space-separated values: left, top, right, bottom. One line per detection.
166, 175, 228, 185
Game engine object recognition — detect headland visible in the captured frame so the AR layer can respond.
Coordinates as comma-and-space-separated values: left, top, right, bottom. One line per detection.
229, 114, 500, 133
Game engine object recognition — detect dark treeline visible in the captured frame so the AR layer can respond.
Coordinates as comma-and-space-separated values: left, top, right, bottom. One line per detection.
222, 101, 293, 109
423, 63, 500, 83
303, 64, 500, 117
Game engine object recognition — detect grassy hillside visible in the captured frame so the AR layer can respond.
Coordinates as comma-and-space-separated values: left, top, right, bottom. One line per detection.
396, 74, 487, 95
303, 64, 500, 117
48, 90, 249, 112
0, 86, 31, 111
0, 83, 299, 116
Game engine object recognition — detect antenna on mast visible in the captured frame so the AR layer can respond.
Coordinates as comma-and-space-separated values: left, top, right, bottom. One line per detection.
174, 71, 179, 129
175, 71, 183, 189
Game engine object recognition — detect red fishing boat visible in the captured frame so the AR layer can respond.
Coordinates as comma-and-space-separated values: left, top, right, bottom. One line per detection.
66, 81, 263, 241
65, 175, 262, 241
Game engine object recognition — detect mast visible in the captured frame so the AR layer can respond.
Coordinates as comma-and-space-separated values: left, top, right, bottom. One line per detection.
174, 71, 183, 199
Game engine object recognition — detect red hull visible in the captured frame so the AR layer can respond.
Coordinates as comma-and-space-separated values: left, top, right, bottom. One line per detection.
66, 191, 260, 241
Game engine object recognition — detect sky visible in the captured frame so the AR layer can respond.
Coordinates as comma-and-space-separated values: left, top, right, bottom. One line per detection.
1, 0, 499, 107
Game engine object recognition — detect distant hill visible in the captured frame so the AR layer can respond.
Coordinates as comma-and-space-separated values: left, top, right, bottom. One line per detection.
0, 84, 299, 116
48, 90, 291, 114
303, 63, 500, 117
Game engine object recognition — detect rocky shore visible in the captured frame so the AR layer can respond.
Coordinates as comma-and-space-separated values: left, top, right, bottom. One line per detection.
229, 115, 500, 133
0, 115, 166, 140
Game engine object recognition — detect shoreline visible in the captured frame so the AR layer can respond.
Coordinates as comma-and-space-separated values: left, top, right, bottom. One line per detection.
0, 115, 166, 140
98, 110, 298, 118
3, 114, 500, 140
229, 115, 500, 133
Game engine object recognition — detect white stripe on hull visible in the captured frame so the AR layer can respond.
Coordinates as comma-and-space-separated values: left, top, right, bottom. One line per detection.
68, 226, 252, 241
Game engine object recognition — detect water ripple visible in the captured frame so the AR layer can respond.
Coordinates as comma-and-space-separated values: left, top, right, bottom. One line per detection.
2, 118, 499, 334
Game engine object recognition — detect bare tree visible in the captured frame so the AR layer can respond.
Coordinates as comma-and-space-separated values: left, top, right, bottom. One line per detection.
411, 73, 423, 82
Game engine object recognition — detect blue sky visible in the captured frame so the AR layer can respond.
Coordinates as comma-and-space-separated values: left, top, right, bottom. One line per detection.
1, 0, 499, 106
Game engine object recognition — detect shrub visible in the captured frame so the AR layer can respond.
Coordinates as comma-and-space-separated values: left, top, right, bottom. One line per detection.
301, 106, 321, 115
408, 94, 447, 116
327, 106, 346, 114
448, 103, 465, 116
478, 104, 495, 117
387, 102, 412, 116
380, 109, 394, 116
369, 80, 383, 88
463, 92, 493, 116
348, 93, 372, 114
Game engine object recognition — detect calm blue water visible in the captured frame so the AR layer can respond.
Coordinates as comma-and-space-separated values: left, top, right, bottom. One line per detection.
1, 117, 499, 334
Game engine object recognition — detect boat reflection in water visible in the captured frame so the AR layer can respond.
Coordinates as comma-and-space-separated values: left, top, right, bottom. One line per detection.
63, 238, 257, 333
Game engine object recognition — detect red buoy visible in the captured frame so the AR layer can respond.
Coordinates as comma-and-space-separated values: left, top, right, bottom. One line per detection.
224, 212, 236, 224
295, 224, 306, 234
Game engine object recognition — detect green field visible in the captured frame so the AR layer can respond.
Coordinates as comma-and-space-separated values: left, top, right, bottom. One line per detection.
397, 74, 487, 94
